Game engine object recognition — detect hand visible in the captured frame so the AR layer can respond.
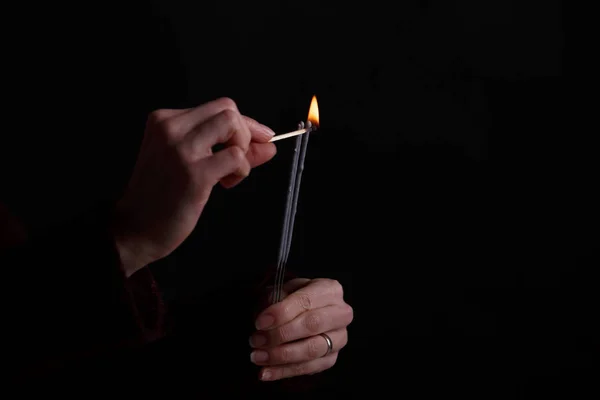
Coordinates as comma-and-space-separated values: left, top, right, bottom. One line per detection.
111, 98, 277, 276
250, 278, 354, 381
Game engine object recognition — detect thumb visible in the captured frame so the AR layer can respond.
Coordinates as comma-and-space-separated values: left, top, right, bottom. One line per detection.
243, 116, 275, 143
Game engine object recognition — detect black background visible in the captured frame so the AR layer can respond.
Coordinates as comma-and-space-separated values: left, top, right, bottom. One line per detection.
2, 1, 592, 398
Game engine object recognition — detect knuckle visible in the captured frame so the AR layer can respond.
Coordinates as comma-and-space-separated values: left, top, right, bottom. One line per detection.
281, 304, 295, 322
214, 97, 238, 112
219, 108, 240, 125
295, 292, 312, 311
158, 118, 180, 139
147, 109, 169, 125
176, 142, 206, 166
329, 279, 344, 298
291, 363, 306, 376
277, 346, 293, 363
227, 145, 246, 165
303, 313, 322, 334
276, 326, 293, 344
344, 304, 354, 324
307, 336, 322, 359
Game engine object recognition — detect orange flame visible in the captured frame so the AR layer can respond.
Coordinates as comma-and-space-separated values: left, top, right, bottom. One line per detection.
307, 95, 319, 127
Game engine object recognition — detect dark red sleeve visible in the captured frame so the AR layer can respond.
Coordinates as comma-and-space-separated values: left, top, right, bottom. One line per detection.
0, 204, 164, 379
127, 266, 166, 343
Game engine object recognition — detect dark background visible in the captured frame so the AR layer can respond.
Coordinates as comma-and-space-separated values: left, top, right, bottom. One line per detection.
2, 1, 593, 398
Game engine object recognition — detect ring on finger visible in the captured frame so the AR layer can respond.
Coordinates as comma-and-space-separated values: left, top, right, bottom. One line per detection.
319, 332, 333, 357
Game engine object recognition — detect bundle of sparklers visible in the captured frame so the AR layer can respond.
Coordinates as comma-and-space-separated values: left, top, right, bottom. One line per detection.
270, 96, 319, 304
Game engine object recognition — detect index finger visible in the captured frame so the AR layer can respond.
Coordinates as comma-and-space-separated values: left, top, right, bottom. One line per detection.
167, 97, 240, 142
255, 279, 343, 331
243, 116, 275, 143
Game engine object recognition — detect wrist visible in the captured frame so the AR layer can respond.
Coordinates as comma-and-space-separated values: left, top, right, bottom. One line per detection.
110, 206, 148, 277
113, 233, 146, 278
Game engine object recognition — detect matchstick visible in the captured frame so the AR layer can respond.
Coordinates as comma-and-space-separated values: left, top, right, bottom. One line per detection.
269, 128, 308, 142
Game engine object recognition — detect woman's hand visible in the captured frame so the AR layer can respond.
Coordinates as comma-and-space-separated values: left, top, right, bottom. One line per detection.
112, 98, 277, 276
250, 278, 354, 381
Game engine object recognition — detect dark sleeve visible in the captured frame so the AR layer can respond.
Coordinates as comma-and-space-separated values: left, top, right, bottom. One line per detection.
1, 204, 164, 378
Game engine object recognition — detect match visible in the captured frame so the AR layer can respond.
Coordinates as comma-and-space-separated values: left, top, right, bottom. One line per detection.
269, 128, 308, 143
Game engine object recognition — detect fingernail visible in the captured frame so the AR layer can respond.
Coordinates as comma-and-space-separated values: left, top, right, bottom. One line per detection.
249, 334, 266, 348
261, 126, 275, 137
260, 369, 273, 381
250, 350, 269, 363
255, 314, 275, 330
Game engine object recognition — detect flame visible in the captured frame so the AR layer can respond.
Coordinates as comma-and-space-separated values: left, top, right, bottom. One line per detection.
307, 95, 319, 127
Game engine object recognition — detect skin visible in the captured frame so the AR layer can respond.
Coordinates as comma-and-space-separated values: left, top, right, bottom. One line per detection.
1, 97, 354, 381
111, 97, 278, 276
251, 278, 354, 381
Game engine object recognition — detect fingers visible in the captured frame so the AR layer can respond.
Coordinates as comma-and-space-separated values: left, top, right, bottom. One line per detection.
145, 99, 276, 190
155, 98, 274, 145
195, 145, 251, 188
216, 141, 275, 188
250, 304, 354, 348
258, 353, 339, 382
146, 108, 188, 125
168, 97, 240, 142
148, 98, 275, 166
187, 117, 275, 188
255, 279, 344, 330
250, 278, 353, 381
251, 328, 347, 366
181, 109, 252, 162
148, 99, 275, 148
243, 116, 275, 143
246, 142, 277, 168
263, 278, 310, 306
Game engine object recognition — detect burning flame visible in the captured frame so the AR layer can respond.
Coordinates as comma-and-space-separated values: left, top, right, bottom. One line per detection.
307, 95, 319, 127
